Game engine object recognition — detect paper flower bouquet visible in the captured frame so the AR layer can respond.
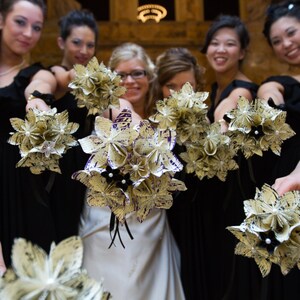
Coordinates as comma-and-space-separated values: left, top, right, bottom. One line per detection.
72, 109, 186, 224
227, 184, 300, 277
149, 86, 296, 181
149, 82, 238, 181
8, 108, 79, 174
69, 57, 126, 115
224, 96, 295, 158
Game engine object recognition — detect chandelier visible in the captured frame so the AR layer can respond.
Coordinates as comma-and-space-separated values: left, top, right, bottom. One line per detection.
137, 4, 167, 23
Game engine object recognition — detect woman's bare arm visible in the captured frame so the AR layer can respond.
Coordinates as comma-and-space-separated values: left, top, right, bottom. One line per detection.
273, 161, 300, 196
25, 69, 57, 111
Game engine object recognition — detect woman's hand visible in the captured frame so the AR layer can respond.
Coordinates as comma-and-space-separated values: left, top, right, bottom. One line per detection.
26, 98, 50, 112
0, 242, 6, 277
273, 173, 300, 196
272, 162, 300, 196
24, 69, 57, 111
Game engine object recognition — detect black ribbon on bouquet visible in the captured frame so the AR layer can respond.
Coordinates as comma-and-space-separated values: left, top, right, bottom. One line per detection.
101, 166, 134, 248
108, 212, 134, 249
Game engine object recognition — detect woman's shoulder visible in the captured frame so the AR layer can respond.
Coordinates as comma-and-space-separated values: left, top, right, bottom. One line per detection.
232, 79, 258, 90
1, 63, 45, 90
224, 79, 258, 100
262, 75, 299, 86
19, 63, 45, 77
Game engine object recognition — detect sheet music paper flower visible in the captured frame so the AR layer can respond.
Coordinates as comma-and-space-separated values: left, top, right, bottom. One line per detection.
149, 82, 238, 181
72, 109, 186, 223
8, 108, 79, 174
180, 122, 238, 181
225, 96, 295, 158
227, 184, 300, 277
0, 236, 110, 299
69, 57, 126, 115
149, 82, 209, 144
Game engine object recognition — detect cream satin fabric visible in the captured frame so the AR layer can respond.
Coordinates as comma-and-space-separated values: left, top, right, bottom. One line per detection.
80, 205, 185, 300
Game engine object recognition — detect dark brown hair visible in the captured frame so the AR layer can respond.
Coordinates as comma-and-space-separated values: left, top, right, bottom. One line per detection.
0, 0, 46, 19
149, 47, 205, 112
263, 1, 300, 45
201, 14, 250, 54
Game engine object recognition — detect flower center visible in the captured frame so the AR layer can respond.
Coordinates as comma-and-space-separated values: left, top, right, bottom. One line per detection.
265, 238, 271, 245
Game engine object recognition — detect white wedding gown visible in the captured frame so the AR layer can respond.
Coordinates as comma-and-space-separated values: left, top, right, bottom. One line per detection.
80, 204, 185, 300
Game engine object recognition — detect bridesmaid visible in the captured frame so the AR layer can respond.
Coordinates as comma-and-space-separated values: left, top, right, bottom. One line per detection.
201, 15, 260, 300
49, 9, 99, 243
257, 1, 300, 299
0, 0, 57, 267
149, 47, 207, 300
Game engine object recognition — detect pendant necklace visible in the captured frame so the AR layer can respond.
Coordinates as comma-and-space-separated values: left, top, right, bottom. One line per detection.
0, 59, 26, 77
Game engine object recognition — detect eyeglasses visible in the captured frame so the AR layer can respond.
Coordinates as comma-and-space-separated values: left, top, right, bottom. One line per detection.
117, 70, 147, 81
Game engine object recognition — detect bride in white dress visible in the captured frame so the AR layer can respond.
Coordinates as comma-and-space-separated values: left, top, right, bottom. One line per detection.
79, 43, 185, 300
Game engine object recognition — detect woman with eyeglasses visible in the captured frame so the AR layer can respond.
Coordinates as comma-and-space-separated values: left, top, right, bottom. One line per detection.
79, 42, 185, 300
108, 42, 154, 118
256, 1, 300, 299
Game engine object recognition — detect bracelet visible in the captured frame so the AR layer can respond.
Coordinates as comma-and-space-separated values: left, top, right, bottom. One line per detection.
27, 90, 55, 105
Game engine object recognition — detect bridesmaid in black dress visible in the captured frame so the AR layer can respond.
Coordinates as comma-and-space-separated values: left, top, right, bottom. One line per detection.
49, 9, 98, 243
0, 0, 57, 268
257, 1, 300, 299
150, 47, 208, 300
201, 15, 261, 300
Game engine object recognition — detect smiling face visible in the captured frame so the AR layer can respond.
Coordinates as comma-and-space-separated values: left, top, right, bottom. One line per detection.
0, 0, 44, 56
162, 69, 196, 98
58, 25, 96, 68
114, 58, 150, 112
206, 27, 245, 74
269, 16, 300, 66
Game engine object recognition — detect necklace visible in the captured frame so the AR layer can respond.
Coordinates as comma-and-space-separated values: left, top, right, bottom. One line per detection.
0, 59, 26, 77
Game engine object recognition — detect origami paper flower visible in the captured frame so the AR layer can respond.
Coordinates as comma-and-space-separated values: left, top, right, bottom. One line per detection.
149, 82, 209, 145
73, 109, 186, 223
225, 97, 295, 158
133, 173, 186, 222
150, 82, 238, 181
180, 122, 238, 181
227, 225, 278, 277
227, 184, 300, 277
79, 110, 138, 170
69, 57, 126, 115
8, 108, 79, 174
243, 184, 300, 242
0, 236, 110, 299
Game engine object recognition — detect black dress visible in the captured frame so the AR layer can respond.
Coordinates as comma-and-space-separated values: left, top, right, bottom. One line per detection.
258, 76, 300, 300
167, 80, 259, 300
0, 64, 56, 266
49, 89, 93, 242
168, 170, 225, 300
210, 80, 266, 300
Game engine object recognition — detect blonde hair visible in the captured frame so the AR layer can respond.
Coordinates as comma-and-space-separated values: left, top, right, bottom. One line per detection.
108, 43, 155, 118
